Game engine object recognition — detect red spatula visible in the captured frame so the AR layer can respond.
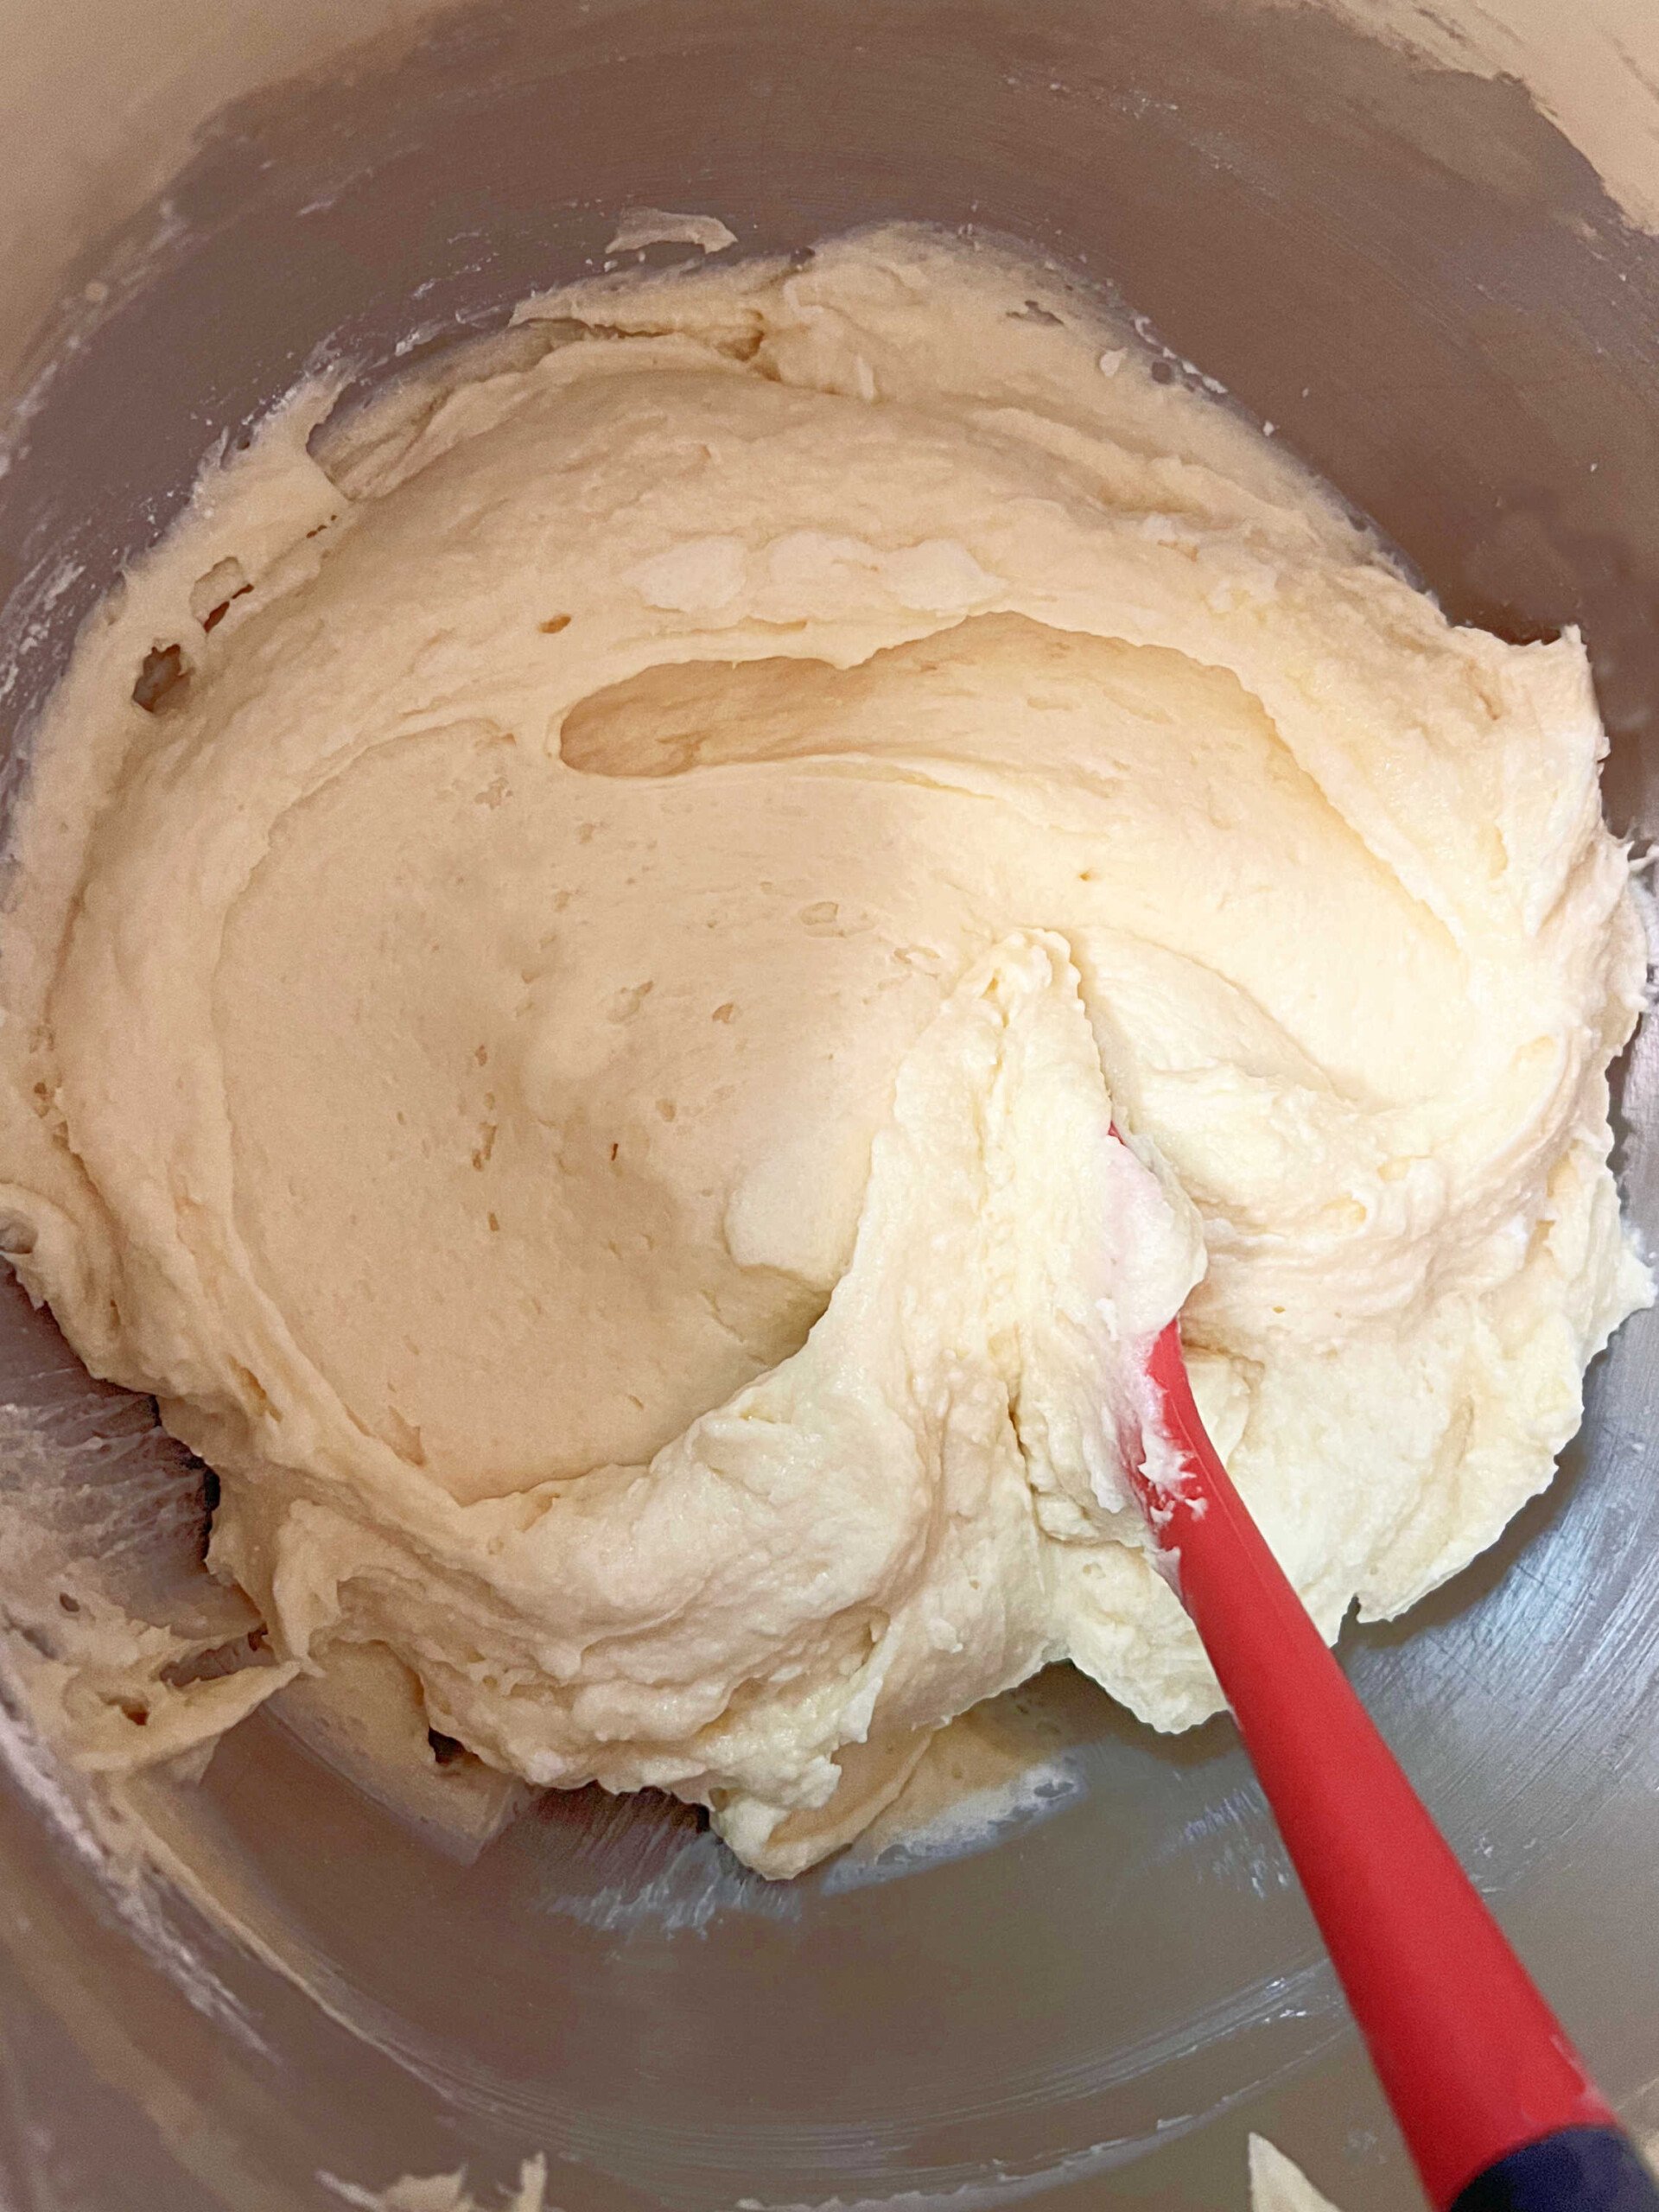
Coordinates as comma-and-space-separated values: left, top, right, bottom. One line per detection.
1131, 1316, 1659, 2212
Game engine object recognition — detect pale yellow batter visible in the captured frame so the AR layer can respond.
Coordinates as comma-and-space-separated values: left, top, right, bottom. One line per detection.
0, 226, 1647, 1874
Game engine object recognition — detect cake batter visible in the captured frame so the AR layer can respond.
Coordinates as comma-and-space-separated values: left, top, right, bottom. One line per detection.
0, 226, 1645, 1873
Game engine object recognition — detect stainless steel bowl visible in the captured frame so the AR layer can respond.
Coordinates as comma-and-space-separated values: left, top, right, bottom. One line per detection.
3, 4, 1659, 2206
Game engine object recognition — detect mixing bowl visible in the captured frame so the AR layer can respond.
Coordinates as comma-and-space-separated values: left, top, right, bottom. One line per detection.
3, 3, 1659, 2206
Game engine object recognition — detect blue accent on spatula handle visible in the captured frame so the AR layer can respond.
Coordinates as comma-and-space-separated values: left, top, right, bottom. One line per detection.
1451, 2129, 1659, 2211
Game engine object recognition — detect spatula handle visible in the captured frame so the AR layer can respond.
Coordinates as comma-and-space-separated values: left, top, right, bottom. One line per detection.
1451, 2129, 1659, 2210
1141, 1325, 1657, 2212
